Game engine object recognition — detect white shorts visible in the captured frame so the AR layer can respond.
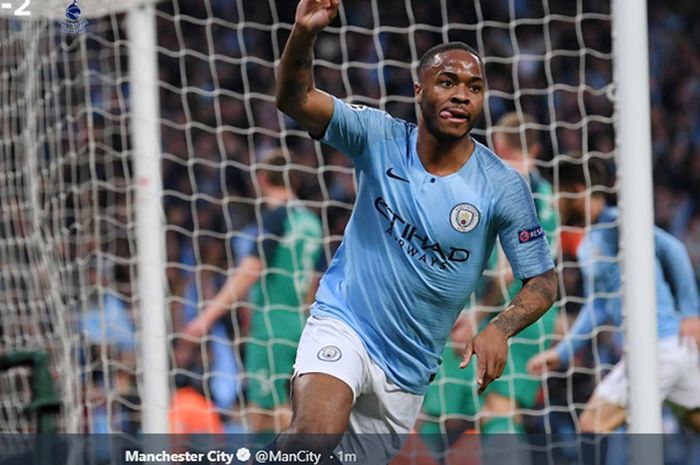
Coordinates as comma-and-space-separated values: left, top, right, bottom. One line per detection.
595, 337, 700, 410
292, 315, 424, 464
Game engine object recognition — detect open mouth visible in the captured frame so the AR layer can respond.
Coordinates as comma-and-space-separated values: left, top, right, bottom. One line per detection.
439, 109, 470, 123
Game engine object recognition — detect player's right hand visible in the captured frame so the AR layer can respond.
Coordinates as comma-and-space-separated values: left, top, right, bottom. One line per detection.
526, 349, 561, 375
295, 0, 340, 33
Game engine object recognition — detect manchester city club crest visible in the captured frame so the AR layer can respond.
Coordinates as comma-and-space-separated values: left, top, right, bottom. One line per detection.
450, 203, 480, 233
317, 345, 342, 362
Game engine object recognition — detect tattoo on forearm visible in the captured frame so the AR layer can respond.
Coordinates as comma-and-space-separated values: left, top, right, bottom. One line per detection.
492, 269, 557, 338
492, 307, 531, 338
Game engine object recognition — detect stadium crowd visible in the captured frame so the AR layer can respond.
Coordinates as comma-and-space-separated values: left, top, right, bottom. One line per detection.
77, 0, 700, 461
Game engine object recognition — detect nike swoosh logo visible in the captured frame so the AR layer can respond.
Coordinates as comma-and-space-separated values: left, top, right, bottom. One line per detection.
386, 168, 410, 183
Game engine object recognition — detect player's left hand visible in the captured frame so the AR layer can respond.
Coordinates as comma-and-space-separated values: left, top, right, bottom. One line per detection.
680, 316, 700, 353
460, 323, 508, 395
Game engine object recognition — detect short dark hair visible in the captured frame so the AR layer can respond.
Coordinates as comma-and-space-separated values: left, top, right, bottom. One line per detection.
256, 148, 290, 187
417, 42, 483, 78
557, 156, 610, 192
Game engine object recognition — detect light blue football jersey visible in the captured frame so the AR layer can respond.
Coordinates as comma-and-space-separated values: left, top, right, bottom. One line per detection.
555, 207, 700, 365
311, 97, 554, 394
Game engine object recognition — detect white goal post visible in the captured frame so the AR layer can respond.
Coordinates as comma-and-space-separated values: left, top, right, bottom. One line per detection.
613, 0, 662, 439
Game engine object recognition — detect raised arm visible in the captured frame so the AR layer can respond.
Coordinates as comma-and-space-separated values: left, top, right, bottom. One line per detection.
276, 0, 339, 137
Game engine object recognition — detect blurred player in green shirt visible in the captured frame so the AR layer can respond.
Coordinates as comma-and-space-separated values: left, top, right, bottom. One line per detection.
178, 150, 323, 433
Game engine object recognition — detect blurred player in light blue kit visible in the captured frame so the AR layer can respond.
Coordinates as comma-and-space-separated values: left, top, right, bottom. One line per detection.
273, 0, 558, 462
528, 157, 700, 433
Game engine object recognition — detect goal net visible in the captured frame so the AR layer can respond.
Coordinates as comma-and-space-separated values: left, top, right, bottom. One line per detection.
0, 0, 161, 434
0, 0, 632, 456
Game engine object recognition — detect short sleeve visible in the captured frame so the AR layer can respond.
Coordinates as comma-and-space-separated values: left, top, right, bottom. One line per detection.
497, 173, 555, 280
248, 207, 287, 264
318, 96, 394, 158
655, 227, 700, 318
530, 173, 559, 249
232, 224, 259, 264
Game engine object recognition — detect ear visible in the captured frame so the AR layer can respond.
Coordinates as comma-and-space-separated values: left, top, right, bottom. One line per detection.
574, 182, 588, 194
530, 142, 542, 159
414, 82, 422, 104
492, 135, 507, 156
256, 171, 268, 187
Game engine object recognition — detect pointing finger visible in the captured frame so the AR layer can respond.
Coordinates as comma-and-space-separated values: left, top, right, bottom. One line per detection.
476, 352, 486, 386
460, 340, 474, 369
